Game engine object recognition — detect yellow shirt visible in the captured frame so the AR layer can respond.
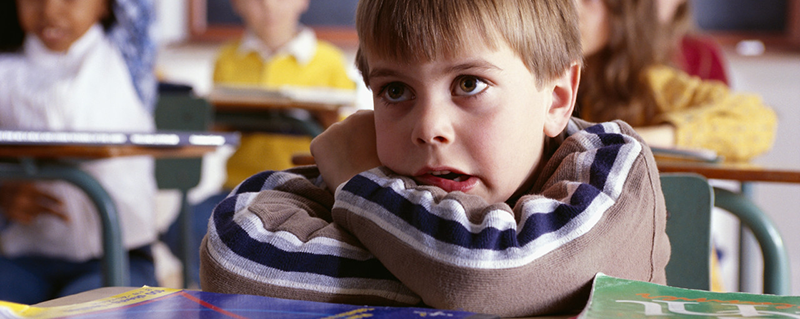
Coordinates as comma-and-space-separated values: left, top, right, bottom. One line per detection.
647, 65, 777, 161
214, 30, 356, 189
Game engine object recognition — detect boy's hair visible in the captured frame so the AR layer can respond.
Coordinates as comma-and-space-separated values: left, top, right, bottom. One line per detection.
576, 0, 667, 127
0, 0, 117, 53
354, 0, 582, 89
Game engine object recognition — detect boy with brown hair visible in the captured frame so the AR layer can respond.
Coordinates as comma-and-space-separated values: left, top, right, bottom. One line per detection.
200, 0, 671, 316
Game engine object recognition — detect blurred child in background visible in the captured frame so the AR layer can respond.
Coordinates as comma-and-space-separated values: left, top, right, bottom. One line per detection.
214, 0, 356, 185
0, 0, 160, 304
658, 0, 730, 84
163, 0, 357, 288
575, 0, 776, 162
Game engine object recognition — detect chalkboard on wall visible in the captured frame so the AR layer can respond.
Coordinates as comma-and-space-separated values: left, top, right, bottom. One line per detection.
691, 0, 800, 49
190, 0, 359, 47
693, 0, 787, 32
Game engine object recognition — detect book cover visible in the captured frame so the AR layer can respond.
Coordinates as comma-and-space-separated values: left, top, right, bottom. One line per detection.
650, 146, 722, 163
578, 273, 800, 318
0, 287, 498, 319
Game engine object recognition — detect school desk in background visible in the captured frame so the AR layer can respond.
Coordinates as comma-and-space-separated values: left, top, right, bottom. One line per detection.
0, 129, 239, 287
207, 84, 357, 136
655, 151, 796, 296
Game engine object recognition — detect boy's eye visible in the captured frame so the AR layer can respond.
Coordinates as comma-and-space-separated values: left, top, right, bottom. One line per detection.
381, 83, 413, 102
453, 76, 488, 96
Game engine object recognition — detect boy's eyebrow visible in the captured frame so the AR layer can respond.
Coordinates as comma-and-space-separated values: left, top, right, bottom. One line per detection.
368, 59, 503, 80
368, 68, 402, 80
443, 59, 503, 75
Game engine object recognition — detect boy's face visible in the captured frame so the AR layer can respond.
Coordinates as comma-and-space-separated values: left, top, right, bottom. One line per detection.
367, 41, 577, 204
16, 0, 108, 52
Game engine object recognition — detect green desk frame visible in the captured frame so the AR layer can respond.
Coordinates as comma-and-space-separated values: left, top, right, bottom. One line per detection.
0, 159, 129, 287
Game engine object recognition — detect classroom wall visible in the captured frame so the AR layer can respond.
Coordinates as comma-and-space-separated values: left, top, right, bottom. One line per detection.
152, 1, 800, 295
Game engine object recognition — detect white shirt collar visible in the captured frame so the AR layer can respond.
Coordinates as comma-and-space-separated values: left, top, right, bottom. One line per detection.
237, 26, 317, 65
24, 24, 104, 70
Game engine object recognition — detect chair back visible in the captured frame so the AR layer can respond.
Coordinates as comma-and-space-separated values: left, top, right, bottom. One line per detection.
154, 94, 213, 191
661, 173, 714, 291
154, 93, 213, 288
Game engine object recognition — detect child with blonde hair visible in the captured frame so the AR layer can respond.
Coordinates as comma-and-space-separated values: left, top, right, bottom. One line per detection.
169, 0, 358, 288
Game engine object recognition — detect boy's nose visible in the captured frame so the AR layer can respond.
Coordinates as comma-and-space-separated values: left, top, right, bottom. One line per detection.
412, 98, 454, 146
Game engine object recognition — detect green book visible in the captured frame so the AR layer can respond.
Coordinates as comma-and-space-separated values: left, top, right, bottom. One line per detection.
579, 273, 800, 318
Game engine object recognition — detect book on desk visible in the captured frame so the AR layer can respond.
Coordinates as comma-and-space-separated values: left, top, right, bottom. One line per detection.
0, 286, 498, 319
650, 146, 722, 163
209, 84, 357, 110
578, 273, 800, 318
2, 274, 797, 318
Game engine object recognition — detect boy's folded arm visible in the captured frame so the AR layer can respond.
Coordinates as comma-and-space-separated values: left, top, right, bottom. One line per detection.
331, 121, 670, 317
199, 166, 422, 306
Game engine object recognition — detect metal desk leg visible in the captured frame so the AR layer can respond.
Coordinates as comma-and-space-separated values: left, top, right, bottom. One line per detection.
178, 190, 193, 288
713, 186, 791, 295
0, 162, 129, 287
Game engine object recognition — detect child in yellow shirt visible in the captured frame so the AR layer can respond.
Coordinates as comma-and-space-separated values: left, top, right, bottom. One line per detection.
164, 0, 356, 288
215, 0, 356, 187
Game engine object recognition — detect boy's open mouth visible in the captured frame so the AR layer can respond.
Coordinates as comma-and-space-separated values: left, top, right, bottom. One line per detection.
415, 170, 478, 193
430, 170, 469, 182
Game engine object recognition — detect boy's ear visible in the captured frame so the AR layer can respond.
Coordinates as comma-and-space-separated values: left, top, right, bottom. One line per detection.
543, 61, 581, 137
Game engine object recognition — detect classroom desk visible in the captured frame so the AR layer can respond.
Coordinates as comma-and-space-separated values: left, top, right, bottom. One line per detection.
656, 159, 800, 184
208, 87, 353, 132
0, 135, 233, 287
656, 158, 797, 295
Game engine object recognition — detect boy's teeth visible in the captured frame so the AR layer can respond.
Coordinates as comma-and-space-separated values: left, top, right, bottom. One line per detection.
431, 170, 451, 176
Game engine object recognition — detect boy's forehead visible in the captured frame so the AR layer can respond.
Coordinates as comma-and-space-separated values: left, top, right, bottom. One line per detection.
362, 33, 501, 67
363, 39, 536, 82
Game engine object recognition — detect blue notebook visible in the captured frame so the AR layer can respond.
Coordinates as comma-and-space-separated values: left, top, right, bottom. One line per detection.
0, 286, 499, 319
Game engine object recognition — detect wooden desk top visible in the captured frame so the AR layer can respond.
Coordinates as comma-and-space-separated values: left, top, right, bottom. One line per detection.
208, 89, 351, 129
208, 86, 354, 113
0, 144, 218, 159
656, 159, 800, 184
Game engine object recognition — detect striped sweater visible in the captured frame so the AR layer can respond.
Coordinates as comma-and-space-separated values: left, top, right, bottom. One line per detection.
200, 118, 670, 317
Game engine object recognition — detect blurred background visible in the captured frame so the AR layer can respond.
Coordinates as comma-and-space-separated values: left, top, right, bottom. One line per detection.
150, 0, 800, 294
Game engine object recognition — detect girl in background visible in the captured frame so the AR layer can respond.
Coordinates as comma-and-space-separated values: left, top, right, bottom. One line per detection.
0, 0, 161, 304
575, 0, 776, 162
659, 0, 730, 84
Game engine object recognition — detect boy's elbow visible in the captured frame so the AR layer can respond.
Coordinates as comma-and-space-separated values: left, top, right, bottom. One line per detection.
405, 265, 591, 317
